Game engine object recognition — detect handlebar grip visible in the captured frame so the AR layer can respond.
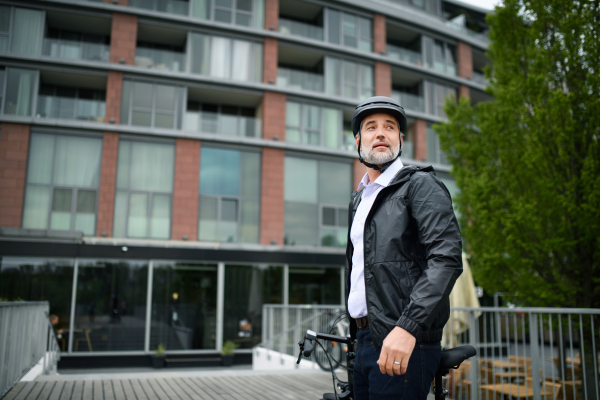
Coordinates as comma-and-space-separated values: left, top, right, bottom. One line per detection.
303, 340, 314, 357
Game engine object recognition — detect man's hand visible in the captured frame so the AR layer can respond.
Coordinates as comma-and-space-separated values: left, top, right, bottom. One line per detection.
376, 326, 416, 376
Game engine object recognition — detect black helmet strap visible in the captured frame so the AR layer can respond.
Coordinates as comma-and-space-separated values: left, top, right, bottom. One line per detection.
357, 133, 402, 173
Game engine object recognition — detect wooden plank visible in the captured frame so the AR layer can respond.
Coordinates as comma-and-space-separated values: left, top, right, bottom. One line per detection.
135, 379, 159, 400
59, 381, 75, 400
48, 381, 65, 400
183, 377, 221, 400
102, 381, 115, 400
71, 380, 84, 400
28, 382, 49, 400
234, 376, 281, 400
93, 380, 103, 400
207, 377, 262, 400
110, 380, 126, 400
36, 381, 56, 400
279, 373, 335, 398
129, 379, 149, 400
13, 382, 38, 400
193, 376, 226, 397
119, 380, 137, 400
82, 380, 93, 400
146, 379, 169, 400
159, 378, 192, 400
175, 378, 213, 400
2, 382, 27, 400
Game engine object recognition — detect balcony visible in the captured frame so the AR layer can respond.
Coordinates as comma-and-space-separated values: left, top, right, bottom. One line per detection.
135, 47, 185, 72
387, 43, 422, 66
184, 111, 261, 138
279, 18, 323, 41
392, 90, 424, 113
42, 38, 109, 63
473, 70, 487, 85
36, 92, 105, 122
277, 68, 324, 93
128, 0, 189, 16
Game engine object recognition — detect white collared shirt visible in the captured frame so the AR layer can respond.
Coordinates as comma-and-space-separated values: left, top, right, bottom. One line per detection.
347, 158, 404, 318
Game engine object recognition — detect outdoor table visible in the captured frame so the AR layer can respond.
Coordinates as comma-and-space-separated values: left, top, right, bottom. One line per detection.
480, 382, 560, 399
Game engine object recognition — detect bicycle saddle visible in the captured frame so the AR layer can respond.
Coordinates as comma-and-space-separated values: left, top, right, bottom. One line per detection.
439, 345, 477, 371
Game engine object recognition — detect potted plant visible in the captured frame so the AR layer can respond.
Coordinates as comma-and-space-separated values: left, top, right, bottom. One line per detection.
221, 340, 239, 366
152, 343, 166, 369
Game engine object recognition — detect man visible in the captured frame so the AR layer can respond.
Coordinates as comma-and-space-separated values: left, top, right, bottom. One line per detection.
346, 96, 463, 399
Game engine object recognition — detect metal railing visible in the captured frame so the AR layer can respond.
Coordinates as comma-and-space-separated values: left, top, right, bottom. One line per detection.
277, 68, 324, 93
36, 95, 106, 122
42, 38, 110, 63
387, 43, 422, 66
260, 305, 599, 400
0, 302, 61, 398
279, 18, 324, 41
473, 71, 488, 86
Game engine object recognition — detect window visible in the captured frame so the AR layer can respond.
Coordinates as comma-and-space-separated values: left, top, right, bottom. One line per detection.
129, 0, 189, 16
284, 157, 351, 247
0, 7, 44, 56
43, 27, 110, 63
285, 101, 341, 148
189, 33, 262, 82
198, 147, 260, 243
74, 259, 148, 352
3, 67, 36, 116
325, 57, 373, 100
191, 0, 265, 29
326, 9, 372, 52
0, 6, 10, 52
113, 140, 175, 239
427, 81, 456, 117
424, 37, 457, 76
135, 42, 185, 72
426, 123, 449, 165
185, 102, 260, 138
36, 84, 105, 122
120, 81, 183, 129
22, 133, 102, 235
223, 264, 283, 348
151, 262, 218, 350
289, 266, 342, 305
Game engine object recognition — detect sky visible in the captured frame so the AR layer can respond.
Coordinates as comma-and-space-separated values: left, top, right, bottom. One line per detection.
456, 0, 502, 11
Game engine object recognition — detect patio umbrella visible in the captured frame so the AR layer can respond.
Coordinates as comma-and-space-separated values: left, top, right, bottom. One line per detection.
441, 252, 481, 348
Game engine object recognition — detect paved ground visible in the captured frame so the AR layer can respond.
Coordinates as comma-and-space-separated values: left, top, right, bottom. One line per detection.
4, 369, 339, 400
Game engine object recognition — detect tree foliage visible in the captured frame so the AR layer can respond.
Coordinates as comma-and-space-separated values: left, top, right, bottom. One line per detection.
435, 0, 600, 308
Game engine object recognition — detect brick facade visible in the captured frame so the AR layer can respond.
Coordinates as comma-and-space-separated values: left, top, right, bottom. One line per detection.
96, 132, 119, 237
265, 0, 279, 30
457, 41, 473, 80
262, 92, 286, 141
0, 123, 30, 228
375, 61, 392, 97
459, 85, 470, 99
414, 119, 427, 162
260, 148, 284, 245
105, 71, 123, 124
353, 158, 366, 192
263, 38, 278, 84
109, 13, 137, 65
373, 14, 386, 54
171, 138, 200, 241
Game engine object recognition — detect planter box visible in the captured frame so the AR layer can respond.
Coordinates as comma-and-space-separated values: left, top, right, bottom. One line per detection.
151, 355, 166, 369
221, 354, 234, 367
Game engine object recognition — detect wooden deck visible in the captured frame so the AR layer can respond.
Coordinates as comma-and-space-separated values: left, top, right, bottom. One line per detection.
3, 373, 335, 400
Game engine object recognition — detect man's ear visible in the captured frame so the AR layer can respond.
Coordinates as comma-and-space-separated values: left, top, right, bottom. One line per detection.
400, 135, 404, 148
355, 134, 360, 149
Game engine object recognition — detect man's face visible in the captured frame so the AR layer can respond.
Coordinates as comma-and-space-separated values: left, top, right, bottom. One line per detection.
355, 113, 403, 165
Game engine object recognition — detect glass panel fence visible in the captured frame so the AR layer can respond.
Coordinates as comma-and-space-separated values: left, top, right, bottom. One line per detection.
279, 18, 324, 41
135, 48, 185, 72
392, 90, 425, 113
184, 112, 261, 138
129, 0, 189, 16
36, 95, 106, 122
277, 68, 324, 93
42, 38, 110, 63
387, 43, 422, 66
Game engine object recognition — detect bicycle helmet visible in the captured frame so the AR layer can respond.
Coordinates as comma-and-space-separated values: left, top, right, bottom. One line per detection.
351, 96, 407, 172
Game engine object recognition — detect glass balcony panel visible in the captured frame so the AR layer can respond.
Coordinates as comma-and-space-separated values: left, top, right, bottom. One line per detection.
76, 99, 106, 122
386, 43, 422, 66
277, 68, 324, 93
37, 95, 106, 122
42, 38, 110, 62
473, 71, 487, 85
129, 0, 189, 16
185, 110, 261, 137
278, 18, 323, 41
392, 90, 425, 113
135, 48, 185, 72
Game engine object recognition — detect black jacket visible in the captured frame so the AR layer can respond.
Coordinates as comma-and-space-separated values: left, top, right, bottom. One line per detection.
345, 165, 463, 346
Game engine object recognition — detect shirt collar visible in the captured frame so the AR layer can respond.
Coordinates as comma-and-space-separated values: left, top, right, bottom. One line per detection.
357, 158, 404, 190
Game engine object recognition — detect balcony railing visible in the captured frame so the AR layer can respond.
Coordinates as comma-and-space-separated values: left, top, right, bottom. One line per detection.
387, 43, 422, 66
42, 38, 109, 63
277, 68, 324, 93
135, 48, 186, 72
184, 112, 262, 138
36, 95, 106, 122
128, 0, 189, 15
279, 18, 324, 41
392, 90, 424, 113
473, 70, 488, 85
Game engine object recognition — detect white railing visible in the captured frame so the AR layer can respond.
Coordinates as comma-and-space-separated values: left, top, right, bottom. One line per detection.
279, 18, 324, 41
0, 302, 61, 398
260, 305, 600, 400
184, 112, 262, 138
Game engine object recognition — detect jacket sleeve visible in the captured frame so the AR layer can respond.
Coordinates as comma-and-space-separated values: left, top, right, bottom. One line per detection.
395, 172, 463, 338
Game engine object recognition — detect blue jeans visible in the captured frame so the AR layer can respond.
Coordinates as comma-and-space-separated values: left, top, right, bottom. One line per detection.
353, 327, 441, 400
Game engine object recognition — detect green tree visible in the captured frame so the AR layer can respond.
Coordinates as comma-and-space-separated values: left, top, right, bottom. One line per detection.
436, 0, 599, 393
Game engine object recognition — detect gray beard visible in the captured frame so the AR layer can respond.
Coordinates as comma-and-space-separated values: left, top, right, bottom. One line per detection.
361, 142, 400, 165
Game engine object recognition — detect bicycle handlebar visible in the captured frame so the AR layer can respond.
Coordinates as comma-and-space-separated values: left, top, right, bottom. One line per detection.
297, 329, 352, 364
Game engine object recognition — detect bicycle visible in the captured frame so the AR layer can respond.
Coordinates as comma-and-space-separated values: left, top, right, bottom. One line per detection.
297, 329, 477, 400
313, 311, 349, 372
